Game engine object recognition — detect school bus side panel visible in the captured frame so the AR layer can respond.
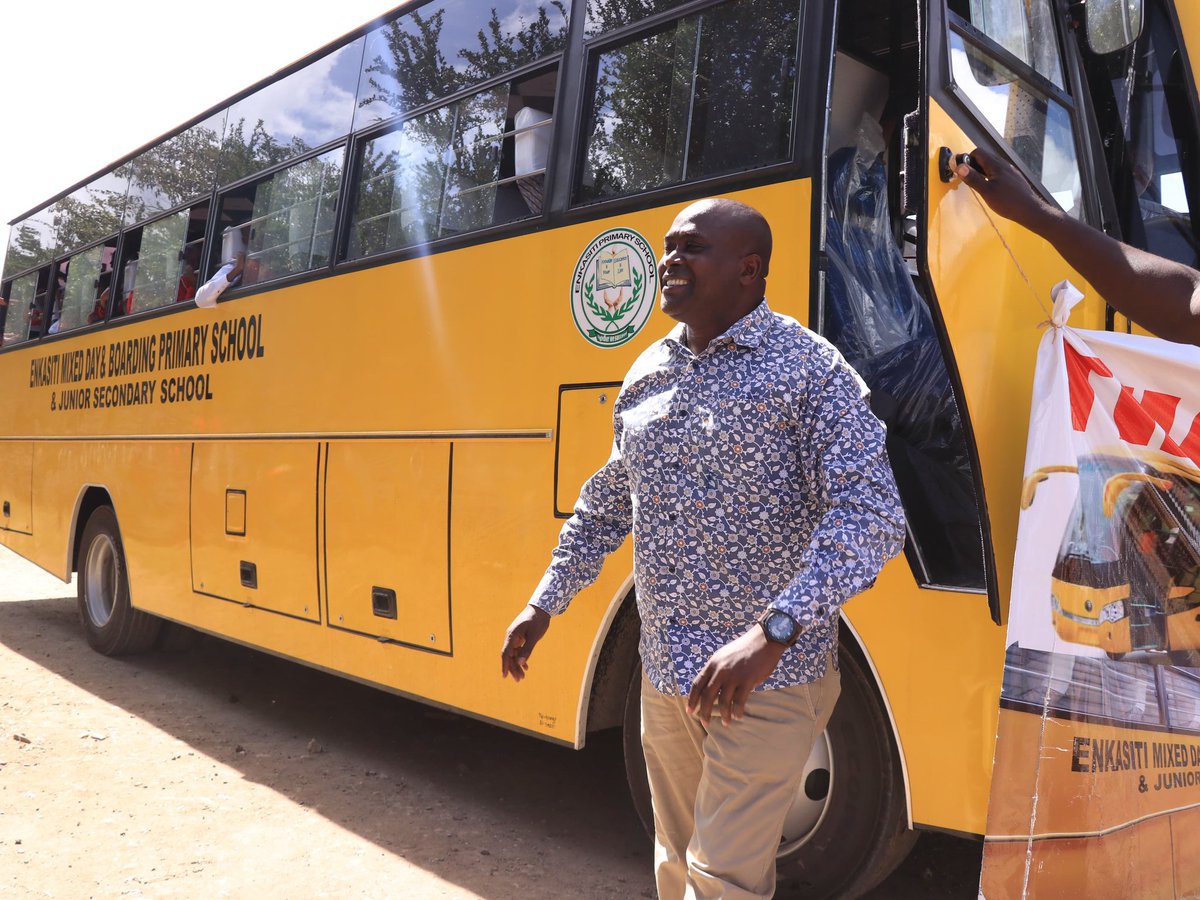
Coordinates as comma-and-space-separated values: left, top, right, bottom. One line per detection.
0, 441, 33, 534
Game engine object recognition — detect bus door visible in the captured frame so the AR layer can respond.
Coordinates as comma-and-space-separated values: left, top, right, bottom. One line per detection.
190, 442, 321, 621
823, 0, 990, 601
322, 442, 452, 654
919, 0, 1129, 610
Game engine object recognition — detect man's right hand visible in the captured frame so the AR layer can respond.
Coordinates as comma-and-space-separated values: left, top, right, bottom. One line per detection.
501, 605, 551, 682
956, 146, 1055, 232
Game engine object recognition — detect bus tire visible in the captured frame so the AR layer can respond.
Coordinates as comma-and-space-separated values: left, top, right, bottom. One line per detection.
620, 645, 915, 898
777, 648, 916, 897
77, 506, 160, 656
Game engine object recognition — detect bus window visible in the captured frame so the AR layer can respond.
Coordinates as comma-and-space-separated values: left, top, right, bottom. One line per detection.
3, 208, 56, 282
575, 0, 801, 204
117, 203, 209, 316
212, 147, 342, 287
1083, 0, 1200, 268
349, 70, 555, 259
1163, 667, 1200, 726
53, 172, 128, 262
0, 269, 43, 347
125, 112, 225, 227
352, 0, 567, 130
217, 38, 363, 188
947, 0, 1066, 89
55, 240, 117, 333
584, 0, 690, 37
947, 19, 1084, 217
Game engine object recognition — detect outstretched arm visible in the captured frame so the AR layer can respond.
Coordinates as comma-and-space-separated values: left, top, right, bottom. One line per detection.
501, 431, 633, 682
956, 146, 1200, 346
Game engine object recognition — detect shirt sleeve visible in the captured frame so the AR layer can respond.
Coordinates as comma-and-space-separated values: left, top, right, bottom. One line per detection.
529, 410, 634, 616
771, 349, 906, 628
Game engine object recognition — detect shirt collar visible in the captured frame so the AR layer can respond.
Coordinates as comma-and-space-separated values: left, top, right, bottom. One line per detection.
664, 299, 773, 355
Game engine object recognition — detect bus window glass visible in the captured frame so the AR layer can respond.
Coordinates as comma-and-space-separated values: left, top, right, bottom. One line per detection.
950, 0, 1065, 89
125, 112, 226, 226
128, 210, 189, 314
949, 31, 1083, 217
118, 204, 208, 316
4, 208, 57, 281
1103, 8, 1200, 267
214, 148, 343, 287
576, 0, 801, 204
585, 0, 691, 36
55, 171, 129, 259
218, 38, 364, 188
1162, 667, 1200, 727
1, 270, 41, 347
1002, 646, 1165, 727
352, 0, 567, 130
350, 71, 553, 258
55, 243, 116, 334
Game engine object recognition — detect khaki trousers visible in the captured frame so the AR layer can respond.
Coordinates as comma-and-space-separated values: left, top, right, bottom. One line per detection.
640, 666, 840, 899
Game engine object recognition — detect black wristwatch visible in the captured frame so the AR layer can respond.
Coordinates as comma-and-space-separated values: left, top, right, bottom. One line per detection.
758, 609, 801, 646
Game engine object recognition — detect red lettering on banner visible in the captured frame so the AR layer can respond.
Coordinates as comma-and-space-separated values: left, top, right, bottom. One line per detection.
1113, 387, 1183, 453
1063, 342, 1199, 464
1180, 412, 1200, 461
1064, 342, 1112, 431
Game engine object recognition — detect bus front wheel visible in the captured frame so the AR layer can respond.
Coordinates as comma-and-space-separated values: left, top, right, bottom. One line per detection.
77, 506, 160, 656
620, 644, 914, 898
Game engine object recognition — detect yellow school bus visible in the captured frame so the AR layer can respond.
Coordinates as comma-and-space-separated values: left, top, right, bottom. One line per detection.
1024, 450, 1200, 659
2, 0, 1197, 894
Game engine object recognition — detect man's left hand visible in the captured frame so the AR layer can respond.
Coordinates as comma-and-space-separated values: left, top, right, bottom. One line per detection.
687, 627, 788, 727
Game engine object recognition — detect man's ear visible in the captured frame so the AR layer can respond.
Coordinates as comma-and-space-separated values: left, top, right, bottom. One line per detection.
739, 253, 764, 284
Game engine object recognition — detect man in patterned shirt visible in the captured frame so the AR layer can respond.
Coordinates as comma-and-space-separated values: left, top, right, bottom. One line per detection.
501, 198, 905, 898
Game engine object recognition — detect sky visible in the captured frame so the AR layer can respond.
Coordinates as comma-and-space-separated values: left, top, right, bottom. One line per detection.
0, 1, 401, 278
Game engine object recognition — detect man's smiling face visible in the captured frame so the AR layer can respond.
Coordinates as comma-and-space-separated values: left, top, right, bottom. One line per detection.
657, 204, 751, 327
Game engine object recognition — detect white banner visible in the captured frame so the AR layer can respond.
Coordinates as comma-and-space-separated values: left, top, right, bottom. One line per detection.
981, 283, 1200, 898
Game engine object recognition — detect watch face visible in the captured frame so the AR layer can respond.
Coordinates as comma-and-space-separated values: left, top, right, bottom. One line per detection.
766, 612, 796, 643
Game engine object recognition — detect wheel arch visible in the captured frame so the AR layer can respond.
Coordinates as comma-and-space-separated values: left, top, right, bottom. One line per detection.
838, 610, 913, 829
576, 573, 638, 747
69, 485, 115, 574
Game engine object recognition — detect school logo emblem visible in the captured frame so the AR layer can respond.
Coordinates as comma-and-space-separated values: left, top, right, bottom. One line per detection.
570, 228, 657, 348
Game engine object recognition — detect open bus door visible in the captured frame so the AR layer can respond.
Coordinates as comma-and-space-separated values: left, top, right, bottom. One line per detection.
918, 0, 1125, 626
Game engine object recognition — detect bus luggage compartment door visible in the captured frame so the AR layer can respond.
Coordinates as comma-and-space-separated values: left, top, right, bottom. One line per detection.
0, 441, 33, 534
323, 441, 451, 654
190, 441, 320, 621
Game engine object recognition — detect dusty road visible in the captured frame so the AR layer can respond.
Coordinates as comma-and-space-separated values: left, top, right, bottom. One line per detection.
0, 546, 980, 898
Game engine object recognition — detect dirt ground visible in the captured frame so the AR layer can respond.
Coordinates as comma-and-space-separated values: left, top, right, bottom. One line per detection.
0, 545, 981, 898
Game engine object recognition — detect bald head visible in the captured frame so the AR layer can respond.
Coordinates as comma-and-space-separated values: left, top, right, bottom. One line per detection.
658, 198, 774, 351
675, 198, 773, 279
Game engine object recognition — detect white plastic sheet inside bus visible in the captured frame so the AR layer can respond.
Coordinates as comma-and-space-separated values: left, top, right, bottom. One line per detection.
979, 283, 1200, 897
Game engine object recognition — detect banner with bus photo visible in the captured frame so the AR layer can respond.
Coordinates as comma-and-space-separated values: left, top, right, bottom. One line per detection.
979, 283, 1200, 897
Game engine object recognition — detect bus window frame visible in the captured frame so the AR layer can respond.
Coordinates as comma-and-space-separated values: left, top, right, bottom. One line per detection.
1077, 0, 1200, 273
105, 201, 214, 327
564, 0, 818, 214
339, 58, 564, 267
941, 9, 1103, 227
0, 265, 51, 349
208, 142, 349, 295
41, 235, 122, 342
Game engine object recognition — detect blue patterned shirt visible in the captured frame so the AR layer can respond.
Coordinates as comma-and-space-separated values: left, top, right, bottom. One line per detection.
531, 300, 905, 695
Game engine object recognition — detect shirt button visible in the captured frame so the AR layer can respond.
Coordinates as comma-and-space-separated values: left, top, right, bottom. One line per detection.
668, 565, 676, 574
668, 512, 677, 521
